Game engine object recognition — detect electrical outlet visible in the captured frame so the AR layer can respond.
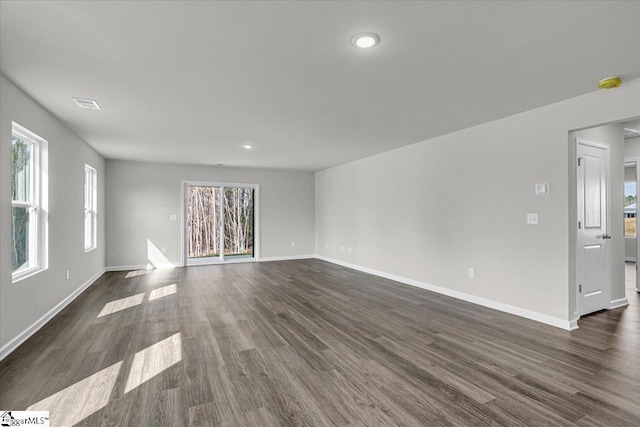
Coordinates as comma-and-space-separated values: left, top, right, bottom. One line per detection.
291, 241, 296, 248
325, 243, 329, 249
347, 247, 352, 254
526, 213, 539, 225
340, 245, 344, 252
161, 247, 167, 254
169, 215, 177, 221
66, 270, 70, 280
468, 268, 474, 278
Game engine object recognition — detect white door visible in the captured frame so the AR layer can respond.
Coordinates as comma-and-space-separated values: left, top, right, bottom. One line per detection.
576, 139, 611, 316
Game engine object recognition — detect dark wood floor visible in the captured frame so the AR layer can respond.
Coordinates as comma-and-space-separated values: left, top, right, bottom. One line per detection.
1, 259, 638, 426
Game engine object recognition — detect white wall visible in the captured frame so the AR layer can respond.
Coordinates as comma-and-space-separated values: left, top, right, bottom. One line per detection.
316, 78, 640, 327
105, 160, 314, 267
624, 136, 640, 158
0, 75, 105, 351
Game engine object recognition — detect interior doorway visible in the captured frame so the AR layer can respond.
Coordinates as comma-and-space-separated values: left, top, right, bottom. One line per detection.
623, 162, 637, 295
624, 118, 640, 293
182, 181, 260, 265
575, 138, 611, 316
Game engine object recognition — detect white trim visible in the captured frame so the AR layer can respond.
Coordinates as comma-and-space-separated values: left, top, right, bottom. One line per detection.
188, 257, 254, 266
625, 257, 636, 262
609, 298, 629, 309
626, 156, 640, 293
315, 255, 576, 331
0, 268, 106, 361
259, 254, 316, 262
10, 266, 47, 284
84, 164, 98, 252
568, 319, 579, 331
105, 263, 182, 272
11, 122, 48, 283
104, 264, 149, 272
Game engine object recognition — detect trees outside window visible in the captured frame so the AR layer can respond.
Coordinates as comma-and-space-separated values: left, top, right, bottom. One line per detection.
186, 184, 255, 260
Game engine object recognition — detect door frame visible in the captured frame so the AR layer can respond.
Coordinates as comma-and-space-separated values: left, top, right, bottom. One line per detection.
181, 180, 260, 266
575, 138, 611, 317
625, 157, 640, 293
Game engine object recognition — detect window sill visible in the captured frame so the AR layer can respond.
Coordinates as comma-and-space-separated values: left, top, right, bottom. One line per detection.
84, 246, 97, 253
12, 266, 47, 284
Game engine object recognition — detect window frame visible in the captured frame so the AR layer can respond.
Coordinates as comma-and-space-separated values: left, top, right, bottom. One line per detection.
11, 122, 48, 283
84, 164, 98, 252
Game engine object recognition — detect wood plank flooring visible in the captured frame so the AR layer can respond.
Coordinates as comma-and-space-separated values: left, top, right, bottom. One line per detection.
0, 259, 638, 426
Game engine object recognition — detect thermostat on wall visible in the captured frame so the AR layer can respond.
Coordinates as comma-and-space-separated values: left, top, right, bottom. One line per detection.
535, 183, 549, 195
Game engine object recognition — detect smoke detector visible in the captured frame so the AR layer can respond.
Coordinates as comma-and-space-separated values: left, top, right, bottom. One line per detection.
598, 77, 622, 90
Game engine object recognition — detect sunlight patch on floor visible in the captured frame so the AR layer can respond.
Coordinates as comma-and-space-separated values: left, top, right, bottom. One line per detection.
97, 293, 145, 318
27, 361, 122, 427
124, 333, 182, 393
149, 284, 177, 301
125, 269, 152, 279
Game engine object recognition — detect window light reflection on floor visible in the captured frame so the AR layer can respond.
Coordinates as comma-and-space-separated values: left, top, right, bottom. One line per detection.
27, 361, 122, 427
97, 293, 145, 318
148, 284, 177, 301
125, 269, 152, 279
124, 333, 182, 393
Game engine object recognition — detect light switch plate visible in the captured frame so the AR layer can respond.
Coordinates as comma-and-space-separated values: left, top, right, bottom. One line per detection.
527, 213, 539, 224
169, 215, 177, 221
535, 183, 550, 195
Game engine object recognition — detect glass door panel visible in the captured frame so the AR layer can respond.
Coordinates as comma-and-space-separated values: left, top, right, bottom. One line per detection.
223, 187, 254, 258
187, 186, 221, 260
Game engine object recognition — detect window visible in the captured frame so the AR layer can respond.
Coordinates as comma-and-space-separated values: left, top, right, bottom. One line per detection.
84, 164, 97, 251
624, 181, 636, 237
11, 122, 47, 281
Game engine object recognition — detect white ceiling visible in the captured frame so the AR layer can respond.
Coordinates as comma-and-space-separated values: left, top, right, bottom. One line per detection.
1, 1, 640, 171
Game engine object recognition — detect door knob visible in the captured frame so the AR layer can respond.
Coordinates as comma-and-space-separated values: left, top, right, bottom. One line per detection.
604, 234, 612, 239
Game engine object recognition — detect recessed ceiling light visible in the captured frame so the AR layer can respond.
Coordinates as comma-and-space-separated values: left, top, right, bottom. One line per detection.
352, 32, 380, 49
243, 144, 254, 149
72, 97, 101, 110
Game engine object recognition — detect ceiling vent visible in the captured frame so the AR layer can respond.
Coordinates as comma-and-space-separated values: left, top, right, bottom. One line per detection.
73, 97, 101, 110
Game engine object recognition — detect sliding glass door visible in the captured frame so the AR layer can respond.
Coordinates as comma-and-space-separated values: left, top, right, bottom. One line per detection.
184, 182, 258, 265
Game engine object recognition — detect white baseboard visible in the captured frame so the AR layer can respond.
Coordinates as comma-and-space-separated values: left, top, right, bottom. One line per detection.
107, 257, 316, 271
568, 319, 579, 331
105, 263, 181, 272
315, 255, 576, 331
259, 254, 316, 262
105, 264, 149, 272
0, 267, 107, 361
610, 298, 629, 309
